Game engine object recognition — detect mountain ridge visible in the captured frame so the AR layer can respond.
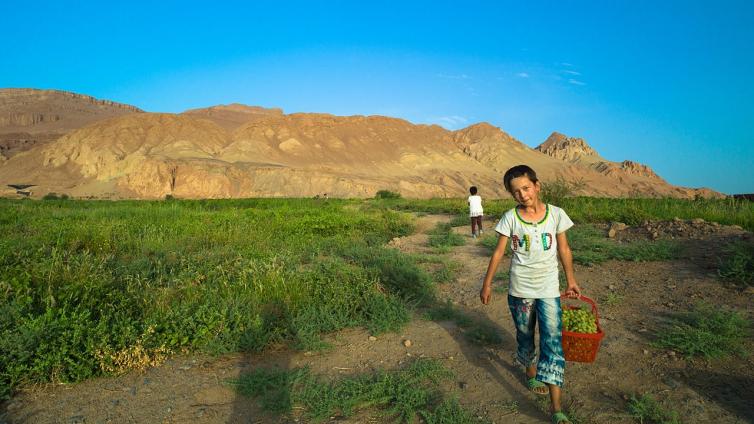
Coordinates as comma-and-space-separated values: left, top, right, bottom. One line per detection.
0, 88, 722, 199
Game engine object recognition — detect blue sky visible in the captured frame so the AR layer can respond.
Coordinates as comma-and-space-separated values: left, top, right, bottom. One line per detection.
2, 1, 753, 194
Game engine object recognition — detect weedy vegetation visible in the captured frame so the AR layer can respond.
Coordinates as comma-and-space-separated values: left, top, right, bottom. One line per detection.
567, 225, 684, 266
374, 190, 403, 200
652, 303, 750, 359
424, 300, 502, 346
603, 292, 624, 307
233, 358, 484, 423
448, 214, 472, 228
627, 393, 681, 424
377, 196, 754, 231
717, 240, 754, 287
427, 222, 466, 251
0, 198, 420, 398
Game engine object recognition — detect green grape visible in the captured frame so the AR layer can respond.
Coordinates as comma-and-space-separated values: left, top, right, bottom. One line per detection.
561, 307, 598, 334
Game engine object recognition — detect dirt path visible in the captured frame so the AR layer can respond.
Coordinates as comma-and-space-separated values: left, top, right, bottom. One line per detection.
3, 215, 753, 423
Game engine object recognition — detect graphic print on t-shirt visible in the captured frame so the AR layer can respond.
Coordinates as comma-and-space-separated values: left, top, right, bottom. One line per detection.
511, 233, 552, 251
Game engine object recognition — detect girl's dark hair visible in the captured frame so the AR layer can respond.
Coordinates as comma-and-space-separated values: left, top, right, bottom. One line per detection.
469, 186, 478, 195
503, 165, 539, 192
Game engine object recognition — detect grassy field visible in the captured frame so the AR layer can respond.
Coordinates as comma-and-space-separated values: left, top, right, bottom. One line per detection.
0, 198, 426, 399
1, 195, 752, 403
381, 196, 754, 231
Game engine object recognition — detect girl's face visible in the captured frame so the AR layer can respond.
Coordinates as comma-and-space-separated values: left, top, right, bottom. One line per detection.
508, 176, 541, 206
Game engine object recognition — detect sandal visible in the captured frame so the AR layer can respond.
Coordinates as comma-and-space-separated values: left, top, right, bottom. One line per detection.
552, 411, 571, 424
527, 377, 549, 396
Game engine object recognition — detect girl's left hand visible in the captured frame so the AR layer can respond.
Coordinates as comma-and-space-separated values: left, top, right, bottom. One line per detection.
564, 283, 581, 298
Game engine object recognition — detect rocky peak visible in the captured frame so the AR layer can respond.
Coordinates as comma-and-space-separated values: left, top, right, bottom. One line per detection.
535, 132, 600, 162
618, 160, 661, 179
452, 122, 527, 149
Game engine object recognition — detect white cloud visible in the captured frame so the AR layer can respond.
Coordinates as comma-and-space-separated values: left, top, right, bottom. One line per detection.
561, 62, 575, 67
516, 72, 530, 78
568, 79, 586, 86
562, 70, 581, 76
436, 73, 471, 80
429, 115, 469, 129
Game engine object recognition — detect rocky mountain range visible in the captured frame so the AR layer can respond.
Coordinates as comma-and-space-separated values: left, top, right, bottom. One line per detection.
0, 88, 720, 199
0, 89, 142, 161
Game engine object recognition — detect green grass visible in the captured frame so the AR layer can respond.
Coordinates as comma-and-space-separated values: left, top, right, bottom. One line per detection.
424, 300, 473, 327
375, 190, 402, 200
568, 225, 684, 266
430, 259, 463, 284
562, 196, 754, 231
338, 244, 435, 307
493, 285, 508, 294
0, 198, 422, 398
408, 253, 462, 285
373, 197, 754, 231
603, 292, 624, 307
2, 195, 750, 400
717, 240, 754, 287
424, 300, 502, 346
493, 269, 509, 293
427, 222, 466, 250
421, 397, 484, 424
652, 303, 750, 359
479, 233, 502, 251
233, 358, 484, 423
627, 393, 680, 424
478, 224, 684, 266
448, 214, 471, 227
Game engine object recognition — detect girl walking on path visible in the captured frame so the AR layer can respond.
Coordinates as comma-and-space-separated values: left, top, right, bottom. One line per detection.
479, 165, 581, 424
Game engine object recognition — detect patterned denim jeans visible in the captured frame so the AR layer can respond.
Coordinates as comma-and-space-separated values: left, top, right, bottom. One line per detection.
507, 295, 565, 387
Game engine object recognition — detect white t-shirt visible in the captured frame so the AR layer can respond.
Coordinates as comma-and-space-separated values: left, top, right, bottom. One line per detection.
468, 195, 483, 217
494, 204, 574, 298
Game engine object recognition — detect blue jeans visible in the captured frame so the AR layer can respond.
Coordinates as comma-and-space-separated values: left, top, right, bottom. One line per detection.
507, 295, 565, 387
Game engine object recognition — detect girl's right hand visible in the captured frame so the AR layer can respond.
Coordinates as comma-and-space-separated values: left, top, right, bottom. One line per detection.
479, 285, 492, 305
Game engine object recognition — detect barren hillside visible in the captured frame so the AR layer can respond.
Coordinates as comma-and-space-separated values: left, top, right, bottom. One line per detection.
0, 88, 142, 160
0, 89, 722, 199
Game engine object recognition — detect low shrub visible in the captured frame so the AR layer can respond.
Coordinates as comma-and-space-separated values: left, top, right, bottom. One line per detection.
42, 192, 69, 200
627, 393, 680, 424
717, 240, 754, 287
374, 190, 402, 199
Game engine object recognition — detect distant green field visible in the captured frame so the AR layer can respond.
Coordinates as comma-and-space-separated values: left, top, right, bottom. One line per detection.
380, 196, 754, 231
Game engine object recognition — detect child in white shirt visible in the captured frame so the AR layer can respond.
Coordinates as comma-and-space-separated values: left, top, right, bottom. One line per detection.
468, 186, 484, 238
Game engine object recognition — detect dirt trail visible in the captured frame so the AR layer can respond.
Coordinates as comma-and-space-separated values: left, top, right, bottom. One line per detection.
3, 215, 753, 423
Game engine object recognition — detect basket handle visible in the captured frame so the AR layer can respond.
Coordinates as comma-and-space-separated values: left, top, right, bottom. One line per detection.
560, 294, 601, 323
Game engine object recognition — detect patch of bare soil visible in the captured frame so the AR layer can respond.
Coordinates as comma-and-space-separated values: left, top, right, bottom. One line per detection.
2, 216, 753, 424
607, 217, 748, 242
